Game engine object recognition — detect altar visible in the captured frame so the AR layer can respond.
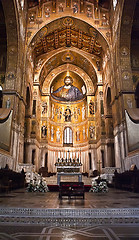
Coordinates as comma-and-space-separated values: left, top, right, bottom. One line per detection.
57, 172, 82, 185
55, 157, 82, 185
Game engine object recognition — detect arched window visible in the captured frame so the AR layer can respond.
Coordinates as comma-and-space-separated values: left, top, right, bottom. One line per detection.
0, 86, 3, 108
106, 87, 112, 115
64, 127, 73, 145
113, 0, 117, 10
20, 0, 24, 10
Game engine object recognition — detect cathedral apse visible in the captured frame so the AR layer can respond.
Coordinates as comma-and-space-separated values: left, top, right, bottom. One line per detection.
50, 72, 86, 102
47, 72, 89, 172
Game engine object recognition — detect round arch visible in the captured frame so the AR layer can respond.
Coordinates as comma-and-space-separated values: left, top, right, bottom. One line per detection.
28, 16, 110, 53
41, 64, 95, 95
1, 0, 18, 89
35, 47, 98, 86
119, 0, 137, 92
26, 16, 111, 82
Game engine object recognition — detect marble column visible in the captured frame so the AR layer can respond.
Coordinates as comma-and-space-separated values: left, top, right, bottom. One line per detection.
91, 149, 97, 170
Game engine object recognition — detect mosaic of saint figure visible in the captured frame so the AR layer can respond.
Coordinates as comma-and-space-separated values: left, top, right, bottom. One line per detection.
76, 128, 80, 141
64, 107, 72, 122
51, 126, 54, 141
83, 127, 86, 140
82, 105, 86, 120
56, 128, 60, 142
89, 125, 95, 139
41, 125, 47, 138
89, 100, 95, 115
51, 76, 84, 102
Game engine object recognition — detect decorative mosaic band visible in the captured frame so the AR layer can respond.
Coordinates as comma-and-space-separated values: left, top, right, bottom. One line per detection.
0, 208, 139, 226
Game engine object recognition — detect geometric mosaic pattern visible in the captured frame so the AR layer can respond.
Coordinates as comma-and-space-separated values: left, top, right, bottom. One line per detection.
0, 207, 139, 226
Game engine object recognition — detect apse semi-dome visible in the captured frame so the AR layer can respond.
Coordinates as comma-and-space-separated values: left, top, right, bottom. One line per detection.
50, 72, 86, 102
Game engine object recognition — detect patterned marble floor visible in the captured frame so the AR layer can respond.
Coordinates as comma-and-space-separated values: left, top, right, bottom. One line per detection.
0, 188, 139, 208
0, 224, 139, 239
0, 188, 139, 239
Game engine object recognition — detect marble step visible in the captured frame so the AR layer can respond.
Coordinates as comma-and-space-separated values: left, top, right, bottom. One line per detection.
44, 175, 92, 185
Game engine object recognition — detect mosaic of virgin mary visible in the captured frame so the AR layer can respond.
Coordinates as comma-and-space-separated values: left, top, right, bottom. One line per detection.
51, 76, 85, 102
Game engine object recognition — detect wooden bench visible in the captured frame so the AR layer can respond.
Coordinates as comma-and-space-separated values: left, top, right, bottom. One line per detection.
59, 182, 84, 199
0, 169, 25, 193
113, 169, 139, 192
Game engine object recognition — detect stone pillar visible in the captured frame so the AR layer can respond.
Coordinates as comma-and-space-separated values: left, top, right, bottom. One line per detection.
48, 149, 56, 172
114, 126, 123, 170
24, 143, 33, 165
91, 149, 97, 170
11, 128, 19, 170
105, 142, 115, 167
105, 145, 109, 167
85, 150, 89, 172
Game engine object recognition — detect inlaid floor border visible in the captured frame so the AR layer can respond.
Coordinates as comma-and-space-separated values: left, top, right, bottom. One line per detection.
0, 207, 139, 226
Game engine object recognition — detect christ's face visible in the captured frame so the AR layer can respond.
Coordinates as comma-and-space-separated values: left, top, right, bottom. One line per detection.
64, 77, 72, 86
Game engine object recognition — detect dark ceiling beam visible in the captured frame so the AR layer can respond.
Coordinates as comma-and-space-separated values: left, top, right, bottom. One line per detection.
54, 30, 59, 48
78, 30, 82, 49
89, 36, 96, 53
41, 37, 47, 53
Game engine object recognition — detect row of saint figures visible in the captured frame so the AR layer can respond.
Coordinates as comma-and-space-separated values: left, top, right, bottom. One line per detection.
28, 0, 109, 24
41, 124, 95, 141
51, 105, 87, 122
41, 100, 95, 119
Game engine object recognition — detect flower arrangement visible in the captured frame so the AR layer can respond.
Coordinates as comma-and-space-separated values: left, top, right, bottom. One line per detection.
89, 178, 108, 193
27, 176, 49, 192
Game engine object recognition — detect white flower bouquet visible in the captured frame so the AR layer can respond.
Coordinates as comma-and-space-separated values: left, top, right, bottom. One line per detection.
89, 179, 108, 193
27, 176, 49, 192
